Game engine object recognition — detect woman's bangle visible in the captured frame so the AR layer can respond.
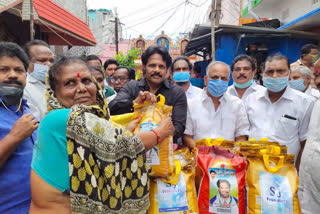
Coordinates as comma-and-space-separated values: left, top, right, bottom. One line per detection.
150, 129, 160, 145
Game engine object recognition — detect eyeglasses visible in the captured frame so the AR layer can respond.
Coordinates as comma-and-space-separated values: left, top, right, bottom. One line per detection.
110, 77, 129, 83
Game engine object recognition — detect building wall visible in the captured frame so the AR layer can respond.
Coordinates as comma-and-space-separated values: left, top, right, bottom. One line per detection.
246, 0, 320, 24
87, 9, 122, 56
53, 0, 87, 22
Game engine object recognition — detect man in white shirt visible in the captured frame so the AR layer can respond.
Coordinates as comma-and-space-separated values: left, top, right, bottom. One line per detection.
23, 40, 54, 121
170, 56, 202, 99
227, 54, 264, 101
183, 61, 249, 148
289, 65, 320, 99
245, 54, 314, 168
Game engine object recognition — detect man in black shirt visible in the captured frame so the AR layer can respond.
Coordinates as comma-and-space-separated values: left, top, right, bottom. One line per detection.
109, 46, 187, 143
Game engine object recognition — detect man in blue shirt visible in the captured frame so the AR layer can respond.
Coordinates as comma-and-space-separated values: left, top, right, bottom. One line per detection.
0, 42, 38, 213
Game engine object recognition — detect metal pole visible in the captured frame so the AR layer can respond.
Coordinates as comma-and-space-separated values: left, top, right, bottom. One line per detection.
115, 8, 119, 54
211, 0, 216, 60
30, 0, 34, 40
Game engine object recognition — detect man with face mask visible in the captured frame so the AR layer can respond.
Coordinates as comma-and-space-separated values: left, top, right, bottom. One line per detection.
0, 42, 38, 213
246, 54, 314, 169
227, 54, 264, 102
289, 65, 320, 99
170, 56, 202, 99
23, 40, 54, 121
291, 44, 319, 89
183, 61, 249, 148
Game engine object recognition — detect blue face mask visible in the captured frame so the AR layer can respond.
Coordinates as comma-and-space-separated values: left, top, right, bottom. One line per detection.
173, 72, 190, 82
263, 76, 288, 92
289, 79, 306, 92
234, 79, 253, 89
31, 63, 49, 83
207, 79, 229, 97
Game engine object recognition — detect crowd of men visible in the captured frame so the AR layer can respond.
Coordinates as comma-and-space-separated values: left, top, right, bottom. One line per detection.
0, 40, 320, 213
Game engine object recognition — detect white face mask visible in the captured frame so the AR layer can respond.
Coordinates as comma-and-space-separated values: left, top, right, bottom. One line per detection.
31, 63, 49, 83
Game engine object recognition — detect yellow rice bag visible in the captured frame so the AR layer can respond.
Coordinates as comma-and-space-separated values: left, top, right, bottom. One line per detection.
134, 94, 175, 178
149, 148, 199, 214
246, 150, 300, 214
110, 112, 135, 127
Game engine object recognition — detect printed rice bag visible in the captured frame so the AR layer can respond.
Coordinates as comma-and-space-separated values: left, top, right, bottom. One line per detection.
134, 94, 175, 178
246, 150, 300, 214
197, 146, 246, 214
149, 148, 199, 214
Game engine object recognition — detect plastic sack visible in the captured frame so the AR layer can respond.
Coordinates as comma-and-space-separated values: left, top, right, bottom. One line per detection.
110, 112, 135, 127
246, 150, 300, 214
149, 148, 199, 214
197, 146, 246, 214
134, 94, 175, 178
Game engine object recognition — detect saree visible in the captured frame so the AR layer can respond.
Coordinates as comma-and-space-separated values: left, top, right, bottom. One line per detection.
46, 76, 150, 213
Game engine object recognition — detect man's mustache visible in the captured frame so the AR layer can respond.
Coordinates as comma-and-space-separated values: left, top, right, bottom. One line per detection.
237, 74, 247, 79
3, 79, 23, 86
151, 73, 162, 78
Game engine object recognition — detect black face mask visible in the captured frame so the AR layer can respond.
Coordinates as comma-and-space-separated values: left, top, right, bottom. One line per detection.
0, 82, 24, 106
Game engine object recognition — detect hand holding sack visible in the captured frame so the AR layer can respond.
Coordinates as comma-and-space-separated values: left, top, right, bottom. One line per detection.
134, 94, 175, 178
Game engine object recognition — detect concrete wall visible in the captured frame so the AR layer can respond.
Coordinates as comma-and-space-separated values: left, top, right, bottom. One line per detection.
248, 0, 320, 25
53, 0, 87, 22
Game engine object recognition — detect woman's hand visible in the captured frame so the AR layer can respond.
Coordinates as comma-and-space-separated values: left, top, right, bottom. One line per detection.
154, 117, 174, 142
133, 91, 157, 105
126, 117, 141, 132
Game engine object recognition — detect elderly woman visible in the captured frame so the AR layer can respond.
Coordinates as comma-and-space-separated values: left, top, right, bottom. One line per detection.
29, 57, 174, 213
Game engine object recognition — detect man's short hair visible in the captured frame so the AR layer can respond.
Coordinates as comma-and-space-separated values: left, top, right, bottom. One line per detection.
23, 39, 50, 59
141, 46, 172, 68
264, 53, 290, 70
292, 65, 312, 78
103, 58, 119, 70
300, 44, 318, 58
115, 66, 135, 80
210, 170, 216, 174
0, 42, 29, 70
231, 54, 256, 71
86, 55, 102, 65
170, 56, 192, 73
217, 179, 231, 188
206, 61, 230, 76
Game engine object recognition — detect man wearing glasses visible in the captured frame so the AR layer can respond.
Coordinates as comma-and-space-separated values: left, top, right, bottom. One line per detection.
107, 66, 135, 102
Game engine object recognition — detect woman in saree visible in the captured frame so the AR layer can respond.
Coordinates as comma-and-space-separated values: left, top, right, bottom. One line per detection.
29, 56, 174, 213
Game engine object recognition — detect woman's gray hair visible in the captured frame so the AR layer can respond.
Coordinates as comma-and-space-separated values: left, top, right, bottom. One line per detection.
292, 66, 312, 78
206, 61, 230, 76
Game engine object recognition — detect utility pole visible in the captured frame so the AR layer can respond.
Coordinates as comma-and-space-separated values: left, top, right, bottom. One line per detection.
115, 8, 119, 54
211, 0, 216, 60
30, 0, 34, 40
211, 0, 222, 60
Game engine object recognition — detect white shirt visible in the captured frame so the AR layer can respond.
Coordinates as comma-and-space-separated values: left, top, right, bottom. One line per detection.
227, 81, 264, 102
185, 83, 203, 100
299, 99, 320, 213
305, 85, 320, 99
185, 90, 249, 141
245, 86, 314, 159
23, 74, 47, 121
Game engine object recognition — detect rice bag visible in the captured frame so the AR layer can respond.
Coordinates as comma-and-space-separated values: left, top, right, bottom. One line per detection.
246, 150, 300, 214
149, 148, 199, 214
197, 146, 246, 214
134, 94, 175, 178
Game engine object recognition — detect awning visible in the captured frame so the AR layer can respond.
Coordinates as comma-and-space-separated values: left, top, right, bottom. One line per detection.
184, 24, 320, 56
32, 0, 96, 46
278, 7, 320, 32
